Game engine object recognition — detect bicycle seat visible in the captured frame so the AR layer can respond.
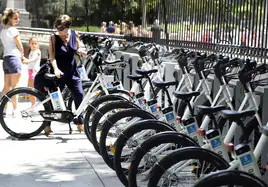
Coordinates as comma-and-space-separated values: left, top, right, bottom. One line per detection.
44, 73, 57, 81
136, 69, 158, 76
196, 105, 227, 115
127, 75, 144, 82
221, 110, 255, 122
103, 59, 123, 65
82, 80, 93, 87
173, 91, 200, 102
153, 79, 177, 89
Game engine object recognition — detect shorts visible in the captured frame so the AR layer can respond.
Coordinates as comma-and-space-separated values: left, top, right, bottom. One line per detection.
28, 69, 35, 80
3, 56, 22, 74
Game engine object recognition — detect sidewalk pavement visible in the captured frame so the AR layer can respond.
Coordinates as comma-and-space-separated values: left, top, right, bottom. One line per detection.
0, 122, 123, 187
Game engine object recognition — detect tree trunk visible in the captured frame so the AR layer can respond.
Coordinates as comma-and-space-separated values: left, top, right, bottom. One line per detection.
85, 0, 89, 32
142, 0, 146, 27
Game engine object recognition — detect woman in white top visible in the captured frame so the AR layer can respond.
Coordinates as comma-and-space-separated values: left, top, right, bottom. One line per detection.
22, 38, 41, 105
0, 9, 24, 114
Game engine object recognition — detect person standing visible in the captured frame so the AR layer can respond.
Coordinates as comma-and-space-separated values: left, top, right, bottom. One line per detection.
128, 21, 137, 37
22, 38, 41, 106
45, 14, 86, 136
0, 9, 23, 115
100, 22, 106, 33
151, 19, 163, 41
106, 21, 115, 33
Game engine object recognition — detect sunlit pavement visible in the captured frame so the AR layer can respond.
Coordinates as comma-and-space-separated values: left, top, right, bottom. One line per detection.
0, 61, 123, 187
0, 123, 123, 187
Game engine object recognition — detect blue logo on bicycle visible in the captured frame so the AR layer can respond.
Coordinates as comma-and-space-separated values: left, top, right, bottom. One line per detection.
211, 138, 221, 149
150, 105, 157, 113
51, 92, 59, 99
240, 154, 253, 166
186, 124, 197, 134
165, 112, 175, 121
106, 82, 112, 88
138, 98, 143, 105
78, 67, 83, 73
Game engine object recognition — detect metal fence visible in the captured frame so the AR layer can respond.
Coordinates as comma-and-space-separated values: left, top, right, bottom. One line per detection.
113, 0, 268, 61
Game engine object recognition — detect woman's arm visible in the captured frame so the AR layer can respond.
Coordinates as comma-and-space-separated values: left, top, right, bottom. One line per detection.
49, 34, 63, 77
49, 35, 58, 69
13, 34, 24, 57
75, 31, 87, 56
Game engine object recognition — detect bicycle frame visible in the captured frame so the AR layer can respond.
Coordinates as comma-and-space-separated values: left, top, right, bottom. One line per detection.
224, 83, 262, 144
31, 71, 109, 120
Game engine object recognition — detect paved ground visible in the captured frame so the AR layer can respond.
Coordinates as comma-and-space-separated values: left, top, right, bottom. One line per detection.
0, 123, 123, 187
0, 60, 123, 187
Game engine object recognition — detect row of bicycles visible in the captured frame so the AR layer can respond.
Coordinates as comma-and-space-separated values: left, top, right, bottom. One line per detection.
0, 34, 268, 187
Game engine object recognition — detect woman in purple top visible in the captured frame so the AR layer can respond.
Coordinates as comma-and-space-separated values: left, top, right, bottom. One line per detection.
46, 15, 86, 136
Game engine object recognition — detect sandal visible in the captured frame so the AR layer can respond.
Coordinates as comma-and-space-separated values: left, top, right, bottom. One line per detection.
44, 126, 53, 137
77, 124, 84, 133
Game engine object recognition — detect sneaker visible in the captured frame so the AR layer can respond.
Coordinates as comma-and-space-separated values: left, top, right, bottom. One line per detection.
12, 109, 20, 117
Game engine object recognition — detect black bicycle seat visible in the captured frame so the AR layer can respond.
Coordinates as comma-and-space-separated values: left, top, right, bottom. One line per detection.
82, 80, 93, 87
127, 75, 144, 82
196, 105, 227, 115
221, 110, 255, 122
44, 73, 58, 81
153, 80, 177, 89
173, 91, 200, 102
136, 69, 158, 76
103, 59, 123, 65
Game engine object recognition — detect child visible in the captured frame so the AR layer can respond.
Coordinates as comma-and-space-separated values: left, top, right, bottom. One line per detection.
22, 38, 41, 105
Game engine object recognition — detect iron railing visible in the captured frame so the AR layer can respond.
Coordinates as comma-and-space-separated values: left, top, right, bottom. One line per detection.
117, 0, 268, 61
19, 0, 268, 61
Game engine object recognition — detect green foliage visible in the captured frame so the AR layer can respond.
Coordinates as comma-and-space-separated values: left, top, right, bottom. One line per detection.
71, 26, 101, 32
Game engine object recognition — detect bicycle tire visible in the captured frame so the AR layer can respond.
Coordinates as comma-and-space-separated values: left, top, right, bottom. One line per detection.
99, 108, 156, 170
194, 170, 268, 187
90, 100, 140, 154
84, 94, 128, 142
114, 121, 176, 186
67, 86, 132, 111
147, 147, 230, 187
0, 87, 52, 139
128, 131, 199, 187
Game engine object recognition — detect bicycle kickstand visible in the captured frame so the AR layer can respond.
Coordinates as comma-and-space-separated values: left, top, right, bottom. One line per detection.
68, 122, 73, 134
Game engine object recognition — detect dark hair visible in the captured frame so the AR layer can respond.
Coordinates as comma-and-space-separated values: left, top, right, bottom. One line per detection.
1, 9, 20, 25
54, 14, 72, 29
128, 21, 134, 29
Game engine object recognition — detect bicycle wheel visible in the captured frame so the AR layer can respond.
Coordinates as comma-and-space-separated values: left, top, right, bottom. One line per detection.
99, 108, 156, 170
90, 100, 140, 154
0, 87, 52, 139
67, 85, 132, 111
194, 170, 268, 187
147, 147, 229, 187
128, 131, 199, 187
84, 94, 128, 142
114, 123, 177, 186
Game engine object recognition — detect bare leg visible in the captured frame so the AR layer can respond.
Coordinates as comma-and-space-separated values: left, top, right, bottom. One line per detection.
27, 79, 36, 105
1, 74, 11, 98
10, 73, 21, 110
1, 74, 11, 111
